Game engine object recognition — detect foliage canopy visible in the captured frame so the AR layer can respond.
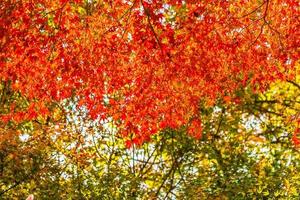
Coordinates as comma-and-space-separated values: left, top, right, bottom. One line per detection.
0, 0, 299, 199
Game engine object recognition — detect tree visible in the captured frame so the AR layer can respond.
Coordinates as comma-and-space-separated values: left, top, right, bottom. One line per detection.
1, 69, 299, 199
1, 0, 299, 143
0, 0, 300, 199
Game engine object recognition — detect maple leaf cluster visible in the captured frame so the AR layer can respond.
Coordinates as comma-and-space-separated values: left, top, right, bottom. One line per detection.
0, 0, 299, 145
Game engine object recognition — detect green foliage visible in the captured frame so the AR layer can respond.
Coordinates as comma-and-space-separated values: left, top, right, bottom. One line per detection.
1, 80, 300, 199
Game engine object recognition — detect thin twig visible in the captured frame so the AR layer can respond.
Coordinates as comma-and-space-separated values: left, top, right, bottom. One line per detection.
287, 80, 300, 90
140, 0, 162, 49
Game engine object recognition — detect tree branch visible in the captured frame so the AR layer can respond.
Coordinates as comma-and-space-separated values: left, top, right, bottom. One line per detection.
287, 80, 300, 90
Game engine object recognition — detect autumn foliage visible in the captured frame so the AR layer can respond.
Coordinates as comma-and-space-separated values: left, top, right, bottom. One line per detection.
0, 0, 299, 144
